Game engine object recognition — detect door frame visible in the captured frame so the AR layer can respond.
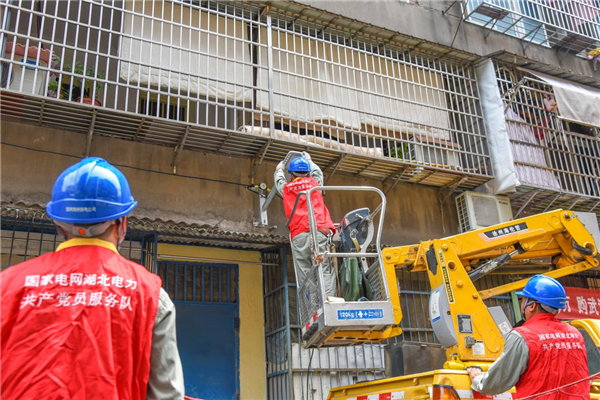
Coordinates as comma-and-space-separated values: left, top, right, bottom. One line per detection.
158, 260, 240, 399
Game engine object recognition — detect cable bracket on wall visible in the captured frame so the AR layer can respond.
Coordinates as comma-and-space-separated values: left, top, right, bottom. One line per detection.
172, 125, 191, 174
247, 183, 270, 227
84, 110, 98, 157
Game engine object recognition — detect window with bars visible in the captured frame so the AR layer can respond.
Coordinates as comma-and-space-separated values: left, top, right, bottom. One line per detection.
495, 64, 600, 201
463, 0, 600, 57
139, 97, 187, 122
157, 261, 238, 303
0, 207, 156, 272
0, 0, 491, 189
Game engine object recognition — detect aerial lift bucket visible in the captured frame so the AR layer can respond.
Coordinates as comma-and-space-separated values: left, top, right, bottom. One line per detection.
292, 186, 400, 348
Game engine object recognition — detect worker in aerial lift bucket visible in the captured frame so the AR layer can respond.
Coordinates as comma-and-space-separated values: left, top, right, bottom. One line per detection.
275, 152, 337, 298
0, 158, 185, 400
468, 275, 590, 399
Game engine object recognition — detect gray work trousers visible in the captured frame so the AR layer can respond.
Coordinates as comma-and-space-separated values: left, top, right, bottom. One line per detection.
291, 231, 337, 298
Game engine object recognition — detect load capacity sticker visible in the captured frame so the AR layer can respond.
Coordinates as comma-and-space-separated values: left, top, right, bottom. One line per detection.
337, 309, 384, 320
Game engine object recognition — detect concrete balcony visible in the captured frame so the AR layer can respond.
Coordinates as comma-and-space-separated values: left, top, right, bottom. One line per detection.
0, 0, 492, 190
463, 0, 600, 58
484, 62, 600, 216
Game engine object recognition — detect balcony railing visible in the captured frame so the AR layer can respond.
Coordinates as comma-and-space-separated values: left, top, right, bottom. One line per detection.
463, 0, 600, 58
0, 0, 492, 189
494, 63, 600, 214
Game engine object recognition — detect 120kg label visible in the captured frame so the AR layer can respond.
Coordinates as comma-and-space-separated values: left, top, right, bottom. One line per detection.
337, 309, 384, 320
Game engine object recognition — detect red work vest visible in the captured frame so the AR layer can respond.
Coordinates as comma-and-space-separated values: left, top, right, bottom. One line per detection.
1, 238, 162, 400
283, 176, 335, 239
514, 313, 590, 400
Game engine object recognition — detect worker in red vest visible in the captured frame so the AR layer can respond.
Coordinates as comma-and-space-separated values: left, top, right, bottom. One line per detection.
468, 275, 590, 399
1, 157, 185, 400
275, 152, 337, 298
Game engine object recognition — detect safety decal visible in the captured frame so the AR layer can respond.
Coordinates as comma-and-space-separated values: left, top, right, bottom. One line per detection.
430, 288, 441, 323
457, 314, 473, 334
337, 309, 384, 320
301, 308, 323, 335
438, 249, 455, 304
498, 321, 512, 335
473, 341, 486, 356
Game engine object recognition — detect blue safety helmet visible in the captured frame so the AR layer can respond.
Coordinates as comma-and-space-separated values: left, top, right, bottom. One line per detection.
516, 275, 567, 310
288, 157, 311, 173
46, 157, 137, 224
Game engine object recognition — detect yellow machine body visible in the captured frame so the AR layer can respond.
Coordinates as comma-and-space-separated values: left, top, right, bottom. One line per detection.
325, 209, 600, 399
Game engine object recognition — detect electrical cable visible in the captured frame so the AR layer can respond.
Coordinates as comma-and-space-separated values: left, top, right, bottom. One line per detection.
1, 141, 254, 188
306, 348, 314, 400
517, 371, 600, 400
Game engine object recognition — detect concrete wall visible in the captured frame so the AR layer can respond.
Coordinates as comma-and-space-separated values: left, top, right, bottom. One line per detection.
296, 0, 600, 81
1, 121, 460, 245
156, 244, 266, 400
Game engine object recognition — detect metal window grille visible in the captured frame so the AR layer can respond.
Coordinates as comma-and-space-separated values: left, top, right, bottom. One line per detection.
391, 270, 517, 345
158, 261, 238, 303
494, 63, 600, 215
263, 248, 293, 400
289, 250, 386, 400
1, 206, 157, 271
139, 97, 187, 122
262, 247, 518, 400
1, 0, 491, 189
462, 0, 600, 57
263, 248, 386, 400
560, 271, 600, 290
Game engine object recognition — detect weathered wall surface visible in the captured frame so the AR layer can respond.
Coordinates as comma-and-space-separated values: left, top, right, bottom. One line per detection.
1, 121, 459, 245
296, 0, 600, 80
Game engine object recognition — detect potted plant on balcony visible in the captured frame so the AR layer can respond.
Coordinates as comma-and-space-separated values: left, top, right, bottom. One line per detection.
3, 42, 53, 95
47, 59, 105, 106
388, 142, 415, 162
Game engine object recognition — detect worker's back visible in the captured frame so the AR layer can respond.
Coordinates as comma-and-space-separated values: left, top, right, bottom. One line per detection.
1, 239, 161, 400
283, 176, 334, 238
515, 313, 590, 400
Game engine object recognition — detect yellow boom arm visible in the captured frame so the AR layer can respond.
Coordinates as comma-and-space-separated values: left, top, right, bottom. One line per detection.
379, 209, 598, 367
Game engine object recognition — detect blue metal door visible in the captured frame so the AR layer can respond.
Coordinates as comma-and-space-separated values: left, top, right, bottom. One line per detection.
176, 303, 237, 399
158, 262, 239, 400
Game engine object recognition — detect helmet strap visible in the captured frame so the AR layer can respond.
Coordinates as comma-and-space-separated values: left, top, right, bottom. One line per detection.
521, 298, 534, 321
55, 225, 67, 241
116, 217, 127, 251
539, 303, 558, 314
54, 220, 116, 238
521, 298, 558, 321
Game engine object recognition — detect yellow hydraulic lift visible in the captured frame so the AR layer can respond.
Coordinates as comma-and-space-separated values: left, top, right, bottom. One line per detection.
296, 207, 599, 399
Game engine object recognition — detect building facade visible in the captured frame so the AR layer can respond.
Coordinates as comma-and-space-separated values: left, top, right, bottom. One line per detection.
1, 0, 599, 399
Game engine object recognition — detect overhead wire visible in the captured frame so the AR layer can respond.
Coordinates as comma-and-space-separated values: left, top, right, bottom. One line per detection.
1, 141, 255, 189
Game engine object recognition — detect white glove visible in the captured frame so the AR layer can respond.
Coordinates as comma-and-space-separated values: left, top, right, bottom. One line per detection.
276, 161, 285, 171
301, 151, 312, 161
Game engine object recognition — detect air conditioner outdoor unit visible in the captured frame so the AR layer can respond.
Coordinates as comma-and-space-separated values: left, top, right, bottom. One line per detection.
456, 191, 513, 232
